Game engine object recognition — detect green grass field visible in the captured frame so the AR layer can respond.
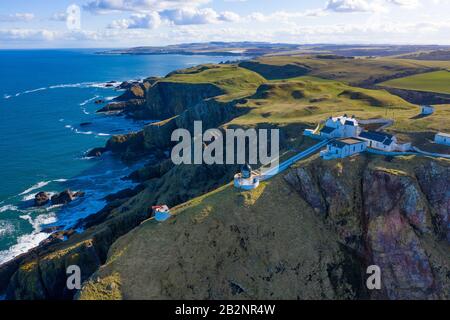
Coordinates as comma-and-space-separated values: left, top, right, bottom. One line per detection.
379, 70, 450, 94
163, 64, 266, 100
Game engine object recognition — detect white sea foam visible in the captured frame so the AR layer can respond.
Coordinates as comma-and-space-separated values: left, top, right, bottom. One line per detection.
19, 179, 67, 196
0, 205, 19, 213
5, 81, 118, 100
19, 181, 51, 195
0, 212, 58, 264
80, 95, 100, 106
0, 231, 50, 265
74, 129, 94, 135
0, 221, 14, 237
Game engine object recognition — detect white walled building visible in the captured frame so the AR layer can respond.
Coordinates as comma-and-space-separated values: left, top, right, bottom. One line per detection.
435, 132, 450, 146
319, 115, 362, 139
321, 138, 367, 160
359, 131, 411, 152
421, 105, 435, 115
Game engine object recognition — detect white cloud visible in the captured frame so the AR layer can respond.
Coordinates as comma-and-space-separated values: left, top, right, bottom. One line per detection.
386, 0, 420, 7
111, 7, 240, 28
325, 0, 383, 13
84, 0, 211, 14
0, 29, 55, 41
0, 13, 35, 23
110, 12, 161, 29
50, 12, 68, 22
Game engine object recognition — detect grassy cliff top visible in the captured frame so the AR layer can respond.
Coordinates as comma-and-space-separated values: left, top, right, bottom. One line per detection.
162, 64, 266, 100
378, 70, 450, 95
239, 55, 450, 84
226, 76, 433, 133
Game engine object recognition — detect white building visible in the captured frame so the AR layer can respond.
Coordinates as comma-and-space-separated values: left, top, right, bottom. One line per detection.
321, 138, 367, 160
435, 132, 450, 146
421, 105, 435, 115
359, 131, 411, 152
319, 115, 362, 139
234, 164, 260, 190
152, 205, 171, 222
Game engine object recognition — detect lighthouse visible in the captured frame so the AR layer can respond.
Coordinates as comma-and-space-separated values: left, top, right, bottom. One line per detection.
234, 163, 260, 190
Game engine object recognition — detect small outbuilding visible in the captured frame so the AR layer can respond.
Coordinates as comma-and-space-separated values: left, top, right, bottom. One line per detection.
320, 138, 367, 160
152, 205, 171, 222
421, 105, 435, 115
435, 132, 450, 146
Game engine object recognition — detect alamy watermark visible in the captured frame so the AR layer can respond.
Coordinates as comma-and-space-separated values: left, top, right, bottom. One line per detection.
66, 4, 81, 30
66, 265, 81, 290
366, 265, 381, 290
171, 121, 279, 171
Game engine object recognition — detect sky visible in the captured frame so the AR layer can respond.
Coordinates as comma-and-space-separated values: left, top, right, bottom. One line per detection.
0, 0, 450, 48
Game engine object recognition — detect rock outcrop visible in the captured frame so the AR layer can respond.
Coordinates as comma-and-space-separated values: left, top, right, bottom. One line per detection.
34, 192, 50, 206
284, 156, 450, 300
51, 190, 84, 205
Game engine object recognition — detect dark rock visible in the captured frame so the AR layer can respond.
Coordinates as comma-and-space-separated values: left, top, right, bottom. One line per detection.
51, 190, 75, 205
41, 226, 62, 233
73, 191, 85, 198
51, 190, 83, 205
34, 192, 50, 206
86, 147, 108, 158
103, 184, 146, 202
80, 122, 92, 127
94, 99, 105, 104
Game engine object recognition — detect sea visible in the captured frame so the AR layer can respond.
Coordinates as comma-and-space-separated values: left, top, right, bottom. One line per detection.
0, 49, 229, 265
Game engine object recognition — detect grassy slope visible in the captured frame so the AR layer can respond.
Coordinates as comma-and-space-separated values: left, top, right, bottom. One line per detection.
78, 153, 450, 299
240, 56, 449, 84
378, 70, 450, 95
162, 64, 266, 101
79, 157, 348, 300
157, 58, 449, 146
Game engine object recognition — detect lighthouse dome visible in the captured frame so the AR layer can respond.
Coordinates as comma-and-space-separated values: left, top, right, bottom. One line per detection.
241, 163, 252, 179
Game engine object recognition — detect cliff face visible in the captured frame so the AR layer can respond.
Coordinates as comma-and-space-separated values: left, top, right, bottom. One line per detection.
285, 156, 449, 300
76, 156, 449, 300
106, 94, 245, 161
131, 81, 224, 120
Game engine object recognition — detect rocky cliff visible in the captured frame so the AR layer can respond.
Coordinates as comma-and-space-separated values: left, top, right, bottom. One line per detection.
76, 155, 449, 300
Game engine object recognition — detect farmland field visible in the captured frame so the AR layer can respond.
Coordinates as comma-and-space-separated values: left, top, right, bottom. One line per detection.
379, 70, 450, 94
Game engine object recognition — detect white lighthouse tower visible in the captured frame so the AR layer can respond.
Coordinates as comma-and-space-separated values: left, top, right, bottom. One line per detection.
234, 163, 260, 190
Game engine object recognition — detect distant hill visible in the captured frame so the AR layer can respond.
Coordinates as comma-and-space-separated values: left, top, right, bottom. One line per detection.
99, 42, 450, 58
396, 49, 450, 61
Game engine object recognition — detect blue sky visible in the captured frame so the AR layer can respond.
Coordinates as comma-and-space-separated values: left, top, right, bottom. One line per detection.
0, 0, 449, 48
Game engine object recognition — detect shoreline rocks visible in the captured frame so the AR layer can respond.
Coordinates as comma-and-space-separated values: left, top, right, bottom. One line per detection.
34, 192, 50, 207
51, 190, 85, 205
86, 147, 108, 158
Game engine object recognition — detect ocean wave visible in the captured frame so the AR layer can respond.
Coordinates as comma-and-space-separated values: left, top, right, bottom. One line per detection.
4, 81, 119, 100
19, 181, 51, 196
65, 124, 110, 137
21, 191, 57, 202
0, 205, 19, 213
0, 231, 50, 265
0, 221, 14, 237
79, 95, 100, 106
19, 179, 67, 196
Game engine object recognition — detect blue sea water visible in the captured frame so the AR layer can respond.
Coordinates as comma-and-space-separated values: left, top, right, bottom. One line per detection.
0, 49, 228, 264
